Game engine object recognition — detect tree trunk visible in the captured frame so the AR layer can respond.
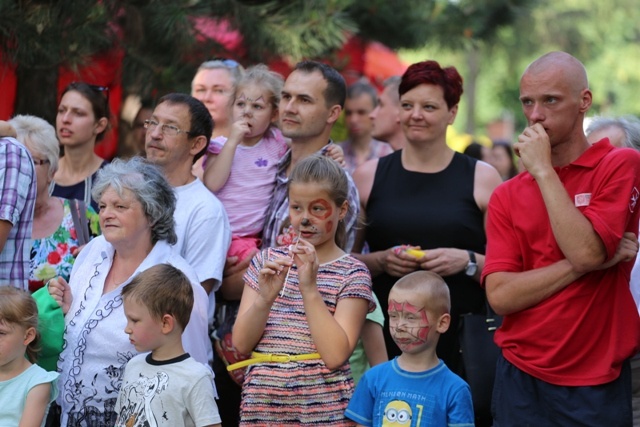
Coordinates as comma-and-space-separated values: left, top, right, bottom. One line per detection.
465, 45, 479, 136
14, 64, 59, 126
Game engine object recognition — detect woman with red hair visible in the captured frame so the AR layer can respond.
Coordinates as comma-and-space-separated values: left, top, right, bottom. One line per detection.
352, 60, 502, 424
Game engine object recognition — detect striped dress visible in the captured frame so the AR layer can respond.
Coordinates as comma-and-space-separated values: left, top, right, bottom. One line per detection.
240, 247, 374, 426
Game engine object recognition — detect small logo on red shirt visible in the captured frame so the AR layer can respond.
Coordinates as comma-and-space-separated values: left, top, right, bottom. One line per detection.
575, 193, 591, 207
630, 187, 639, 213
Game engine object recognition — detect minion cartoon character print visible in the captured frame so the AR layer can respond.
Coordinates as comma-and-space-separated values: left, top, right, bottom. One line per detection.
383, 400, 414, 426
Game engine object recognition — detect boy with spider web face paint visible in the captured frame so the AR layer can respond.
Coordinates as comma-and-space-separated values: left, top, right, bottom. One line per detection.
346, 271, 474, 427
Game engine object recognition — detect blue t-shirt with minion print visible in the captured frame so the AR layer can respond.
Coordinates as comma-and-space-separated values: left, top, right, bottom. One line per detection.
345, 358, 474, 427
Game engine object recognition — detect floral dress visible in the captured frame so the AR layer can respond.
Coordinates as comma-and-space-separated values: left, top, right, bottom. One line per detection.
28, 198, 100, 293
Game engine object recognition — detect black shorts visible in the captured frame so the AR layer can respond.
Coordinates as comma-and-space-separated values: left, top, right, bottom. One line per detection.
492, 353, 632, 427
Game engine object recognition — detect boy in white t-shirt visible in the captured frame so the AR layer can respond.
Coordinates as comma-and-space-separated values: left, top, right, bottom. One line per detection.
115, 264, 221, 427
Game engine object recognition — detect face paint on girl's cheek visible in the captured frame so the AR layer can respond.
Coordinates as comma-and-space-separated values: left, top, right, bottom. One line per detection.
310, 199, 333, 220
325, 220, 334, 233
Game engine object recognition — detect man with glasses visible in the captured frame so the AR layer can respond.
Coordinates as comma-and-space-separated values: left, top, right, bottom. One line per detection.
145, 93, 231, 359
0, 125, 36, 290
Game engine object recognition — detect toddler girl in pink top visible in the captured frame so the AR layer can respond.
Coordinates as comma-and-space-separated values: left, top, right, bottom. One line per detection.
203, 64, 289, 261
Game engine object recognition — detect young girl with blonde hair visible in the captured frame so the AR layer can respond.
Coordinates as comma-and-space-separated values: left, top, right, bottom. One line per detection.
203, 64, 289, 261
0, 286, 59, 426
232, 154, 374, 426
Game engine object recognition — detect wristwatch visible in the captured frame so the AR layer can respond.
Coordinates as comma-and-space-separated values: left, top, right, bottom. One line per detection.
465, 250, 478, 276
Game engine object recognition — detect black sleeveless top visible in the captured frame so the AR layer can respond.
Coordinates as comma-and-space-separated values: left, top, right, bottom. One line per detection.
50, 160, 108, 212
366, 150, 486, 367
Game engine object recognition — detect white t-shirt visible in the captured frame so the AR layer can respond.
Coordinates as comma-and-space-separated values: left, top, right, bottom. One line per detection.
174, 178, 231, 329
174, 178, 231, 290
115, 353, 221, 427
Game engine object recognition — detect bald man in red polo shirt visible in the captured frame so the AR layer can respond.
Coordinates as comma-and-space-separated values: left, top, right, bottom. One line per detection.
483, 51, 640, 426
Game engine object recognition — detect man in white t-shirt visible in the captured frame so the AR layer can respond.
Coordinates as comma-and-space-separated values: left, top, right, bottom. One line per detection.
145, 93, 232, 330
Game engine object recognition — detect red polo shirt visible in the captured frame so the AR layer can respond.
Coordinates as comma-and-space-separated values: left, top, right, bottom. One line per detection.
483, 139, 640, 386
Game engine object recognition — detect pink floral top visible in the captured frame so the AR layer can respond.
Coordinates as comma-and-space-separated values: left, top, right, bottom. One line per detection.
28, 198, 100, 293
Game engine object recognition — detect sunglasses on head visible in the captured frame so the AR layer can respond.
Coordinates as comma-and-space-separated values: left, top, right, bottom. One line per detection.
88, 84, 110, 102
71, 82, 110, 104
211, 57, 240, 68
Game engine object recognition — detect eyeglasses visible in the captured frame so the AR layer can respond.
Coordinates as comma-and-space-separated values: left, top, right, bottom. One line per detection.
144, 119, 193, 137
32, 158, 50, 166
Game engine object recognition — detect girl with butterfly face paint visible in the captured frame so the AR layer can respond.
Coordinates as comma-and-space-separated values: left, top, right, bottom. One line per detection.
232, 154, 374, 425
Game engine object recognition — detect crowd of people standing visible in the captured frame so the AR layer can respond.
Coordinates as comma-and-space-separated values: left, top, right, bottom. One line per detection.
0, 49, 639, 427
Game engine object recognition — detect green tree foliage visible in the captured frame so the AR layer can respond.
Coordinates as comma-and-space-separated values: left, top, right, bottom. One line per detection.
231, 0, 358, 61
403, 0, 640, 138
1, 0, 536, 120
0, 1, 114, 69
346, 0, 442, 49
119, 1, 219, 98
424, 0, 537, 47
0, 0, 217, 119
0, 0, 117, 121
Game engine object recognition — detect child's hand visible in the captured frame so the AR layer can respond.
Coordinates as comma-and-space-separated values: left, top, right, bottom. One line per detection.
258, 254, 293, 304
0, 121, 17, 138
290, 239, 319, 294
228, 118, 251, 145
323, 144, 346, 168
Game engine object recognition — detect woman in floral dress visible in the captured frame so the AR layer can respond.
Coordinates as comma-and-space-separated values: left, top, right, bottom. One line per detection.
9, 115, 100, 293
